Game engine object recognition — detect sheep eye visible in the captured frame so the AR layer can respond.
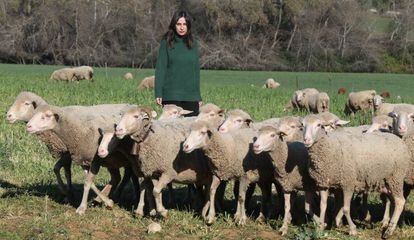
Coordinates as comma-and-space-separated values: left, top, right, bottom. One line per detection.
236, 119, 242, 123
290, 125, 295, 129
317, 123, 321, 127
173, 111, 177, 114
134, 115, 139, 119
209, 113, 215, 117
270, 133, 275, 138
24, 102, 30, 106
41, 116, 45, 120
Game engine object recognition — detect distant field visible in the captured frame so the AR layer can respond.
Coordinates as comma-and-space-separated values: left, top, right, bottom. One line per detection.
1, 63, 414, 239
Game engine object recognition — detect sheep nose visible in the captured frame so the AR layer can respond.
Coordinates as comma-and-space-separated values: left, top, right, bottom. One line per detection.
399, 125, 406, 132
98, 148, 108, 157
219, 127, 226, 133
253, 144, 260, 150
183, 144, 189, 151
26, 124, 32, 132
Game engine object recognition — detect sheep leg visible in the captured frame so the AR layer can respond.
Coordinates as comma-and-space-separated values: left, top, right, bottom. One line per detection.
304, 191, 319, 223
53, 154, 72, 199
94, 168, 121, 203
166, 183, 174, 208
279, 192, 291, 236
215, 180, 226, 212
342, 190, 357, 236
318, 190, 328, 230
256, 182, 271, 223
76, 166, 96, 215
153, 174, 172, 218
206, 175, 221, 225
135, 178, 150, 217
62, 156, 73, 196
333, 190, 344, 228
381, 195, 391, 229
235, 176, 249, 226
382, 194, 405, 238
112, 167, 133, 202
361, 192, 371, 222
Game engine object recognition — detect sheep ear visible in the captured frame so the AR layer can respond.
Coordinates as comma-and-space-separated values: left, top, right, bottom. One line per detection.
335, 119, 350, 126
181, 110, 193, 115
32, 101, 38, 109
218, 109, 225, 117
53, 113, 60, 122
388, 112, 398, 118
98, 127, 104, 136
245, 119, 253, 127
207, 129, 213, 139
408, 113, 414, 121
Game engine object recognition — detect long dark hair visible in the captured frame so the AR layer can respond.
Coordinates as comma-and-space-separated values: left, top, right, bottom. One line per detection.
165, 11, 193, 49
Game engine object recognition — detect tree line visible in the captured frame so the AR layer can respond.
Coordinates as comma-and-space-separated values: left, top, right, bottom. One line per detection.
0, 0, 412, 73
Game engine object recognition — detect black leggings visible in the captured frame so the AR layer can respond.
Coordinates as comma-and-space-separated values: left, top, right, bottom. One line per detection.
162, 100, 199, 117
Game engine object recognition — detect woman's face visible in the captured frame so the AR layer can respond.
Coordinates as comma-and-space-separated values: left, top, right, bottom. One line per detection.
175, 17, 188, 36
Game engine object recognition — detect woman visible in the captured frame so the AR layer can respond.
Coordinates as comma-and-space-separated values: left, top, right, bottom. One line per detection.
154, 11, 202, 117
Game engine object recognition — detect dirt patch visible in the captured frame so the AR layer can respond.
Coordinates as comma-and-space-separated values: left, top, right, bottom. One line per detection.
258, 230, 282, 239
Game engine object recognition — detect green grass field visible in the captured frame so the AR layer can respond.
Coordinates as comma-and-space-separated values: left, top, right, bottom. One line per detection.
1, 63, 414, 239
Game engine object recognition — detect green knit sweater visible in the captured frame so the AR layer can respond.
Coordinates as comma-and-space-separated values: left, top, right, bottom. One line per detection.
154, 36, 201, 101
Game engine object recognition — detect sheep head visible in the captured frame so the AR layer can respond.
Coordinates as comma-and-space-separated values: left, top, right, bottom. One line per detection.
253, 126, 281, 154
115, 106, 156, 139
389, 111, 414, 137
366, 115, 393, 133
26, 105, 59, 134
183, 121, 213, 153
219, 109, 252, 133
277, 116, 303, 141
6, 92, 42, 123
158, 104, 192, 120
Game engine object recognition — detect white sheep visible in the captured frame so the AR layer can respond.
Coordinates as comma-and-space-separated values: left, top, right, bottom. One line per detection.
302, 114, 410, 238
182, 121, 274, 225
373, 95, 414, 116
344, 90, 376, 116
50, 68, 77, 82
262, 78, 280, 89
253, 125, 318, 235
26, 104, 134, 215
124, 72, 133, 80
284, 88, 320, 112
218, 109, 279, 133
137, 75, 155, 90
72, 66, 93, 81
306, 92, 330, 113
158, 104, 193, 120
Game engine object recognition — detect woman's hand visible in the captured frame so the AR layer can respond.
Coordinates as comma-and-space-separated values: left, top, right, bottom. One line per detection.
198, 101, 203, 107
156, 97, 163, 106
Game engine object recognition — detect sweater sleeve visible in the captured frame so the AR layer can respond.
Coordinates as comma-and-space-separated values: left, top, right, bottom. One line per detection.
155, 39, 167, 98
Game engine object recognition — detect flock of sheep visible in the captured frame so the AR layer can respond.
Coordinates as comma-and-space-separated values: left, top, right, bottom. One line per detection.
5, 86, 414, 238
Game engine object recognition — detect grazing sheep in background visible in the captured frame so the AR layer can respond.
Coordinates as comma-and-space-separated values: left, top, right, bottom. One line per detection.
138, 75, 155, 90
344, 90, 376, 116
124, 72, 133, 80
302, 114, 410, 238
253, 125, 318, 235
284, 88, 320, 112
158, 104, 193, 120
373, 95, 414, 116
337, 87, 347, 95
380, 91, 390, 99
262, 78, 280, 89
50, 68, 77, 82
306, 92, 330, 113
183, 121, 274, 225
26, 104, 134, 215
72, 66, 93, 81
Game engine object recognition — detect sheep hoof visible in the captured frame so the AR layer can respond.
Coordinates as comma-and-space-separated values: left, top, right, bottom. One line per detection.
206, 216, 216, 225
381, 220, 390, 229
349, 226, 357, 236
255, 214, 266, 224
135, 209, 144, 217
364, 212, 372, 222
382, 228, 393, 239
279, 226, 288, 236
317, 222, 327, 230
104, 199, 114, 209
159, 210, 168, 218
76, 206, 86, 215
236, 216, 247, 226
335, 219, 343, 228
